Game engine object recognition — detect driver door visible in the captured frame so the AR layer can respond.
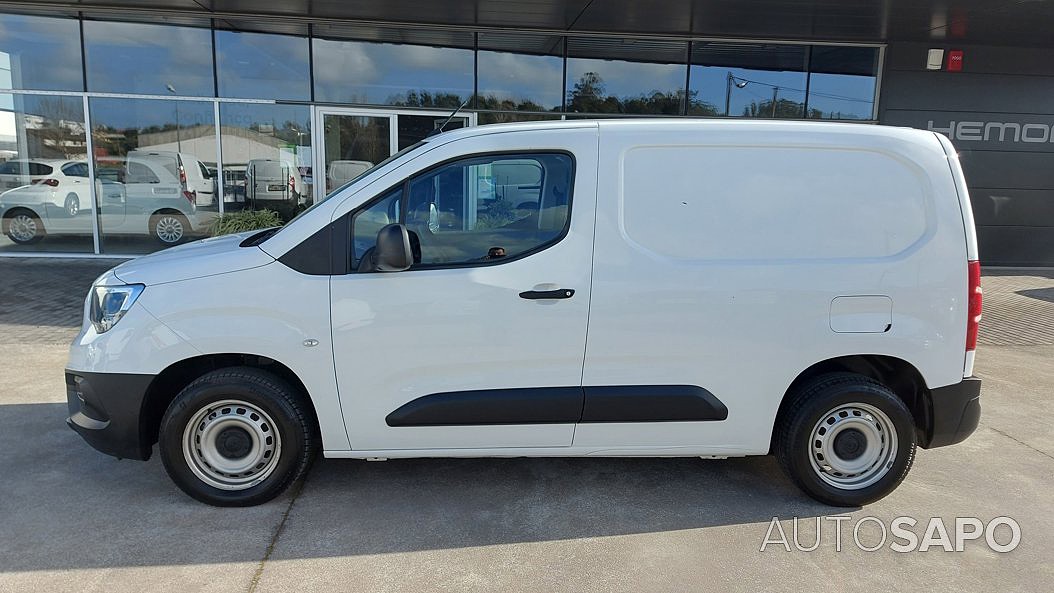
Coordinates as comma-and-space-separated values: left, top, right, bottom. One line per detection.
330, 127, 598, 451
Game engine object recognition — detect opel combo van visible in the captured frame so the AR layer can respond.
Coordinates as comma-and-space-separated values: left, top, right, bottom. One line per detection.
66, 119, 983, 507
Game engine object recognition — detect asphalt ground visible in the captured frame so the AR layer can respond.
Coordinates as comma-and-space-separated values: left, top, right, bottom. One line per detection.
0, 258, 1051, 592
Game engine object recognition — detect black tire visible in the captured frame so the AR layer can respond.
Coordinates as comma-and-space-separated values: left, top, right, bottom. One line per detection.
150, 211, 190, 245
775, 372, 916, 507
158, 367, 318, 507
64, 193, 80, 217
4, 210, 45, 245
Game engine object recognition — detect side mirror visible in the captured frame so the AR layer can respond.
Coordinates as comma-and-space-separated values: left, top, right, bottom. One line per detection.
374, 223, 413, 272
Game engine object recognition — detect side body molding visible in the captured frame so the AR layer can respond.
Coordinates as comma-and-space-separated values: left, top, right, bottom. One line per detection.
385, 385, 728, 427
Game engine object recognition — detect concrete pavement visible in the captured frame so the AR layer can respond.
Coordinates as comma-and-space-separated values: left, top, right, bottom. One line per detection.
0, 259, 1051, 592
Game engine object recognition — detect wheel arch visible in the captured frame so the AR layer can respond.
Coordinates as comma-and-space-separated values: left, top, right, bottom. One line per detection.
139, 353, 319, 456
149, 208, 193, 230
770, 354, 930, 453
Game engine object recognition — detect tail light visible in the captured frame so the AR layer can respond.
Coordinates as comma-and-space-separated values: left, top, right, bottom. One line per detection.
177, 161, 194, 203
32, 178, 59, 187
966, 260, 982, 351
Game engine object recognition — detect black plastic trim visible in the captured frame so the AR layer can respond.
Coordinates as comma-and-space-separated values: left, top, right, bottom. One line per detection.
385, 387, 583, 426
277, 214, 349, 275
519, 288, 575, 299
65, 370, 156, 461
385, 384, 728, 427
919, 376, 981, 449
581, 385, 728, 422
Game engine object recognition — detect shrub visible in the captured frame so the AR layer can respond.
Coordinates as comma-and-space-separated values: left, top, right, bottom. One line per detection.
210, 209, 284, 237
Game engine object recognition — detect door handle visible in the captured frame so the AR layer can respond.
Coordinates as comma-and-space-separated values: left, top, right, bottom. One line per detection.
519, 288, 575, 300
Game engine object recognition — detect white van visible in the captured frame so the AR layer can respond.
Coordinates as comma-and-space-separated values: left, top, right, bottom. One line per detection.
65, 120, 982, 507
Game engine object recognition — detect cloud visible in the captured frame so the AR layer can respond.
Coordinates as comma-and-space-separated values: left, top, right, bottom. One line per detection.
477, 51, 562, 106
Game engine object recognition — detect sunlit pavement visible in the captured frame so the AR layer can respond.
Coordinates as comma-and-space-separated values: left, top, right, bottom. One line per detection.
0, 259, 1051, 592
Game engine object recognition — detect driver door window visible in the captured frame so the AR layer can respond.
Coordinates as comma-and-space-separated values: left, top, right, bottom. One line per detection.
351, 152, 573, 271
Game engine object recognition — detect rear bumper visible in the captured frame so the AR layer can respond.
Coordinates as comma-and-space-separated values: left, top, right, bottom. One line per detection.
65, 370, 155, 461
920, 376, 982, 449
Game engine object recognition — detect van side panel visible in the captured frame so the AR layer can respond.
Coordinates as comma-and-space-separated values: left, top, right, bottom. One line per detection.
576, 121, 969, 455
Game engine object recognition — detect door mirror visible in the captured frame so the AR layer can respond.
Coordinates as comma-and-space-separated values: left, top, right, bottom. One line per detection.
374, 223, 413, 272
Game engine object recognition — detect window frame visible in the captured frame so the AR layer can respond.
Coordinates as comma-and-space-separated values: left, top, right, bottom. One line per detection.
346, 149, 577, 274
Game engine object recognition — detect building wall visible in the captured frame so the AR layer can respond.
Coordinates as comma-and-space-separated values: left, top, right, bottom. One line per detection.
880, 42, 1054, 266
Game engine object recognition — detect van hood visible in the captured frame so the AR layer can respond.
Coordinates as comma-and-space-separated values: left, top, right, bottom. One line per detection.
112, 231, 276, 286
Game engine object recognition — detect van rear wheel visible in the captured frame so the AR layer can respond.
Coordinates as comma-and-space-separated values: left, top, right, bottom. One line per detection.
158, 367, 317, 506
775, 372, 916, 507
150, 212, 189, 244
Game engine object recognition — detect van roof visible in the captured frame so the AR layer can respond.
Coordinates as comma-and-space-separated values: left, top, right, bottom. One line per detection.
430, 118, 935, 143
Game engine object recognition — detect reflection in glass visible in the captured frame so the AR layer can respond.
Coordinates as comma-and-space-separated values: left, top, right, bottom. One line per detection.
807, 46, 879, 120
397, 114, 466, 150
566, 38, 687, 115
477, 112, 564, 125
220, 103, 312, 220
691, 43, 807, 118
477, 33, 563, 112
0, 13, 84, 92
216, 30, 310, 101
0, 93, 92, 252
321, 114, 390, 194
313, 37, 472, 107
89, 97, 216, 254
84, 20, 214, 96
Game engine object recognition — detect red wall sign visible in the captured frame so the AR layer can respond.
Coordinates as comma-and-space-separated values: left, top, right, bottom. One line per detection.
947, 50, 964, 72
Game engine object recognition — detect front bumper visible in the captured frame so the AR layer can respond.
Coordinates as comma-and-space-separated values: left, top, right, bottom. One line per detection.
919, 376, 982, 449
65, 370, 156, 460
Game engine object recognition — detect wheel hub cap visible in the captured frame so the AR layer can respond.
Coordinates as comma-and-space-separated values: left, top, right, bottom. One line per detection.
809, 403, 898, 490
216, 426, 253, 459
10, 215, 36, 242
156, 217, 183, 243
182, 399, 281, 491
833, 428, 867, 460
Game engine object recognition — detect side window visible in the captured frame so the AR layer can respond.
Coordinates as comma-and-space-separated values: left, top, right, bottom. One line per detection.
62, 162, 89, 177
351, 186, 403, 269
349, 152, 574, 272
125, 162, 160, 184
29, 162, 54, 176
406, 153, 573, 266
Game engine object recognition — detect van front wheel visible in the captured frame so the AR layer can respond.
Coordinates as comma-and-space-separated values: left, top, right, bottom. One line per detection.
158, 367, 318, 506
775, 373, 916, 507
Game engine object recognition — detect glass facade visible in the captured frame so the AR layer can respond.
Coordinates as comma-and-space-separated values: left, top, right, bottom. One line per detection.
0, 11, 882, 256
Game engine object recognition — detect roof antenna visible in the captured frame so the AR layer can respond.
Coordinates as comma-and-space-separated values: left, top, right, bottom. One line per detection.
429, 97, 471, 137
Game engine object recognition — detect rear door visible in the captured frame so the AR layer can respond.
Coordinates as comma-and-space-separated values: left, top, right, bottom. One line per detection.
330, 126, 599, 451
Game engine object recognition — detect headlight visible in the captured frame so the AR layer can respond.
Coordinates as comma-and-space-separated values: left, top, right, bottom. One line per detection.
89, 284, 144, 333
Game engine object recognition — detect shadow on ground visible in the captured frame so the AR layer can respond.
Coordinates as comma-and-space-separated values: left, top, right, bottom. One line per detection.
0, 402, 834, 573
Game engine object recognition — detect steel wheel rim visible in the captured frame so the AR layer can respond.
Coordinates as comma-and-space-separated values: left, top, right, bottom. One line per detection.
9, 214, 37, 242
808, 402, 898, 490
155, 216, 184, 243
182, 399, 282, 491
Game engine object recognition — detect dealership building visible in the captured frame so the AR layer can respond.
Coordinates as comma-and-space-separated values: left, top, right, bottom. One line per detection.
0, 0, 1050, 264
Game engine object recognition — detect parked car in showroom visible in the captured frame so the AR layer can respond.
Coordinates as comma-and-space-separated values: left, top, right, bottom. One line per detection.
65, 119, 982, 508
3, 153, 200, 246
